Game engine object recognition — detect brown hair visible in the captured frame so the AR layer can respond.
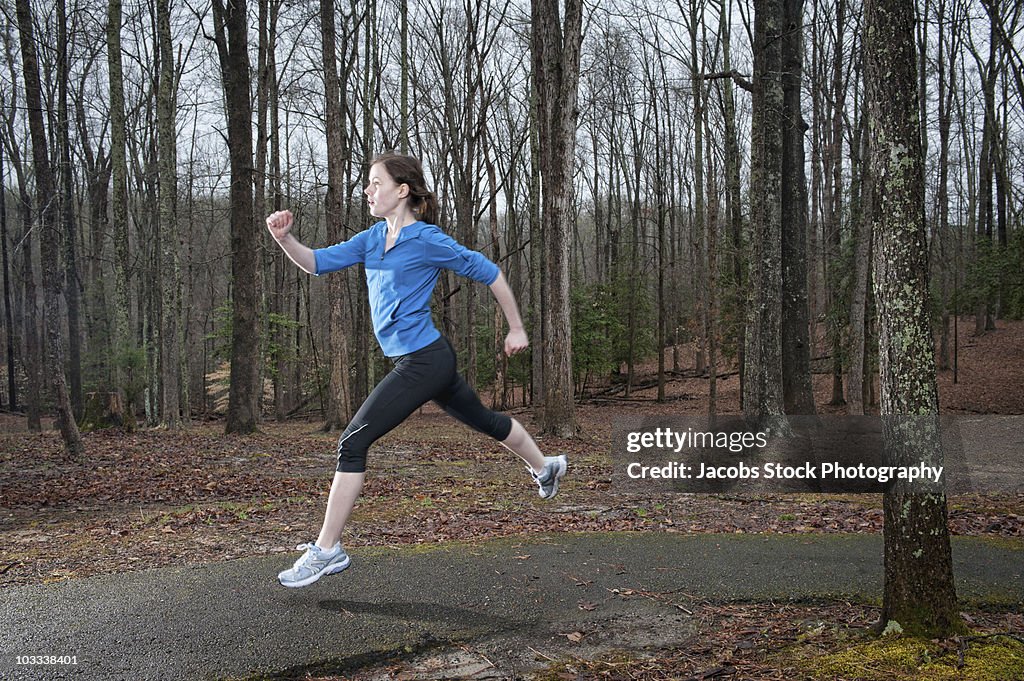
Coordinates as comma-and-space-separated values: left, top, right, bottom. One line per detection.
370, 152, 441, 226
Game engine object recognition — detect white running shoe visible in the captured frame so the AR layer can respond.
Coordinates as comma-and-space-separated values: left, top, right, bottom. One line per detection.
277, 542, 350, 588
531, 455, 568, 499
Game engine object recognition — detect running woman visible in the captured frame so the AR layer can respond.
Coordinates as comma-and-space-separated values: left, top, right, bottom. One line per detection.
267, 152, 567, 588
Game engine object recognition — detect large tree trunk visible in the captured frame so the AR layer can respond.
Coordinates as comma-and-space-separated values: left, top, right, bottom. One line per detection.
320, 0, 353, 431
213, 0, 260, 434
865, 0, 959, 637
107, 0, 136, 430
157, 0, 182, 428
780, 0, 815, 415
743, 0, 786, 428
532, 0, 582, 437
15, 0, 83, 457
56, 0, 83, 419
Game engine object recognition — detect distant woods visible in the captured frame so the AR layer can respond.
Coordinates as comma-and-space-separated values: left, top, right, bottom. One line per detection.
1, 0, 1022, 438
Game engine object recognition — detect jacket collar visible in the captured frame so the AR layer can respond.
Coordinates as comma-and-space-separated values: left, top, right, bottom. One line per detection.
378, 219, 430, 241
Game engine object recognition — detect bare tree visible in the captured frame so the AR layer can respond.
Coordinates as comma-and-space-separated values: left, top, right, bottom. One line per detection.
15, 0, 83, 456
56, 0, 83, 418
865, 0, 959, 637
743, 0, 786, 427
531, 0, 583, 437
212, 0, 260, 434
157, 0, 181, 427
780, 0, 815, 415
107, 0, 135, 429
320, 0, 354, 430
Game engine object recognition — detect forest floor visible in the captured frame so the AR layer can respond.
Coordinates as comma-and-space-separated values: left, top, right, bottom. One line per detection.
1, 317, 1023, 679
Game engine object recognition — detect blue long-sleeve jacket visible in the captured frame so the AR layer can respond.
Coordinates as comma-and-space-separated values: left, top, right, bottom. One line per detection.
314, 220, 500, 357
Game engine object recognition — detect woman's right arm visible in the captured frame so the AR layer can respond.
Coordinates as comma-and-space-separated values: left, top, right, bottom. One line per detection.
267, 210, 316, 274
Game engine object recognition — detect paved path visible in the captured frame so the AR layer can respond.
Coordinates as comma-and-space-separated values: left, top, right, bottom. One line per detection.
1, 533, 1021, 680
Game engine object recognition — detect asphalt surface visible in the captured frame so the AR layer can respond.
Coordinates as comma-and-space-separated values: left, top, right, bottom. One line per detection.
1, 533, 1021, 680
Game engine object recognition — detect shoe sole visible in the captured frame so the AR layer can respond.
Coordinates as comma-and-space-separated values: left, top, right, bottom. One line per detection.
278, 555, 351, 588
539, 455, 568, 499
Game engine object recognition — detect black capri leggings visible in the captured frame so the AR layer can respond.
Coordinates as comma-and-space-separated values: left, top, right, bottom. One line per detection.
336, 336, 513, 473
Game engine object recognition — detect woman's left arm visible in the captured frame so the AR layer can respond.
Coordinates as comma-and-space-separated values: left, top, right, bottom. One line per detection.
489, 271, 529, 356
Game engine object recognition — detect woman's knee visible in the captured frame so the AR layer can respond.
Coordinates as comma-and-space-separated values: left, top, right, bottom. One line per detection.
336, 425, 370, 473
336, 449, 367, 473
490, 412, 513, 441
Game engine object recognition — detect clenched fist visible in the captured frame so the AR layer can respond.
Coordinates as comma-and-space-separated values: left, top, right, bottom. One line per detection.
266, 210, 294, 241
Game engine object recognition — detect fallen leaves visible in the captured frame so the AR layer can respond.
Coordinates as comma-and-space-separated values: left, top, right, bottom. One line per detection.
1, 408, 1023, 591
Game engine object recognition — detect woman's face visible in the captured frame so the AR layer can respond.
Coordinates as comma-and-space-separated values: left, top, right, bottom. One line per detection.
364, 163, 408, 219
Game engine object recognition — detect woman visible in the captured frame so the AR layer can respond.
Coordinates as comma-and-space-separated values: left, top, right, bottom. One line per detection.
267, 152, 567, 588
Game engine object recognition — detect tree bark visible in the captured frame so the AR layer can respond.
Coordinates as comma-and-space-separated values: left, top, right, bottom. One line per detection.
743, 0, 786, 429
213, 0, 260, 434
780, 0, 816, 415
320, 0, 353, 431
107, 0, 136, 430
719, 0, 745, 410
56, 0, 83, 419
865, 0, 960, 637
531, 0, 582, 437
15, 0, 84, 457
157, 0, 181, 427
